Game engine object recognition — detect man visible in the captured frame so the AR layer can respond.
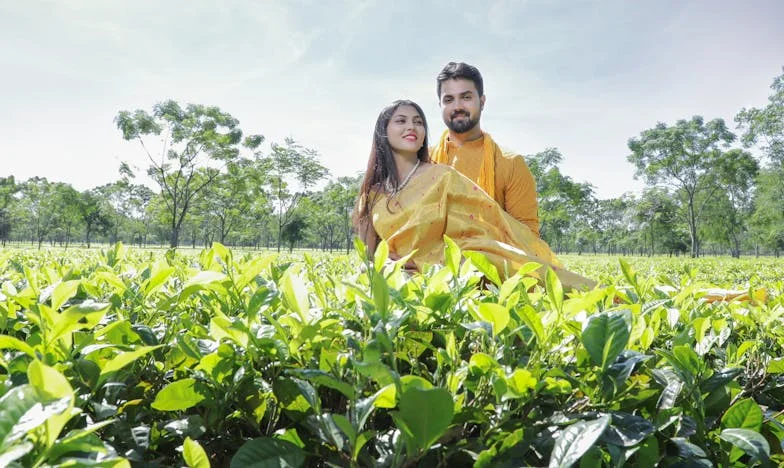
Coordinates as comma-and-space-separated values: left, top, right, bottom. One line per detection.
430, 62, 541, 237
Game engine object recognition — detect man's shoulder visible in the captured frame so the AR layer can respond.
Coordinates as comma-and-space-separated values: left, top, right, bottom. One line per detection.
495, 147, 531, 168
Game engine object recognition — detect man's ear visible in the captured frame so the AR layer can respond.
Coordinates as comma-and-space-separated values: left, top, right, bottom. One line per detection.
480, 95, 486, 110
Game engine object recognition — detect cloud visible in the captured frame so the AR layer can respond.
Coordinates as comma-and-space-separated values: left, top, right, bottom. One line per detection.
1, 0, 782, 201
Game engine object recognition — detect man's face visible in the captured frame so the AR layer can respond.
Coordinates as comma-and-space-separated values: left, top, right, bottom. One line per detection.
439, 78, 485, 134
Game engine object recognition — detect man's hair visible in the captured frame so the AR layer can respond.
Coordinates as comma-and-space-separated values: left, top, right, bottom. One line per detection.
436, 62, 484, 98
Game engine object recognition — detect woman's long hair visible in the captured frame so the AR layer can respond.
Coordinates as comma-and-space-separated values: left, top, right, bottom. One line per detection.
352, 100, 430, 233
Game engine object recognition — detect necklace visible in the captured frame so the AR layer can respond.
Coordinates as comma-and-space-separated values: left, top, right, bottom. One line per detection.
385, 159, 421, 195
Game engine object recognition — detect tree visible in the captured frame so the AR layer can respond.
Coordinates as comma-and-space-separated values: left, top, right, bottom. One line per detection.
49, 183, 81, 249
632, 188, 679, 256
299, 176, 360, 252
261, 138, 329, 252
627, 116, 735, 257
332, 176, 361, 253
78, 189, 114, 248
736, 67, 784, 164
281, 215, 308, 252
749, 167, 784, 256
702, 149, 759, 257
526, 148, 595, 252
115, 100, 262, 247
18, 177, 58, 249
0, 176, 18, 245
198, 158, 258, 245
737, 68, 784, 256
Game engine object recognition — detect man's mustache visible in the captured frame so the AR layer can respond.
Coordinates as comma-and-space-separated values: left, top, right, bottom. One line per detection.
451, 111, 470, 119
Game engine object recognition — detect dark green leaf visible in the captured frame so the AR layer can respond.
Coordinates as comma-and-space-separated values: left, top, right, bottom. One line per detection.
602, 412, 655, 447
230, 437, 305, 468
395, 387, 454, 453
549, 414, 611, 468
719, 428, 770, 466
581, 310, 632, 370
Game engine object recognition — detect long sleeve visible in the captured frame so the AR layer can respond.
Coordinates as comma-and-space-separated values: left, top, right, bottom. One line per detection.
500, 154, 540, 237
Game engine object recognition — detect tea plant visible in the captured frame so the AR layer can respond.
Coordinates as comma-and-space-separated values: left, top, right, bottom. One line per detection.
0, 243, 782, 467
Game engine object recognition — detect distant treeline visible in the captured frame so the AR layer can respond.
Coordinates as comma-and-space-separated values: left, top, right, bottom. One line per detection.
2, 68, 782, 257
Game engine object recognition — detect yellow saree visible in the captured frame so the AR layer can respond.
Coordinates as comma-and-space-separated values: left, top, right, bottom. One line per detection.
371, 165, 595, 290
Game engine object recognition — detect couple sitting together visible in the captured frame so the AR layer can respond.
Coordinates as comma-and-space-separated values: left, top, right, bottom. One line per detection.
353, 62, 596, 291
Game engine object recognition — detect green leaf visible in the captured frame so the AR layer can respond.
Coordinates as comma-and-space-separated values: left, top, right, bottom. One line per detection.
767, 357, 784, 374
619, 258, 638, 291
230, 438, 305, 468
549, 414, 611, 468
518, 304, 546, 345
179, 270, 227, 299
722, 398, 763, 431
183, 437, 210, 468
291, 378, 319, 412
288, 369, 356, 400
469, 353, 498, 375
581, 310, 632, 370
0, 334, 36, 357
659, 345, 703, 385
280, 270, 310, 321
0, 385, 43, 446
353, 430, 374, 461
373, 384, 396, 409
374, 239, 389, 273
52, 280, 81, 311
443, 235, 461, 276
151, 379, 207, 411
601, 412, 655, 447
49, 301, 111, 344
141, 266, 175, 297
47, 419, 117, 461
0, 441, 33, 466
505, 369, 536, 397
464, 251, 502, 286
373, 375, 434, 409
99, 345, 162, 379
331, 413, 356, 445
545, 268, 563, 314
27, 360, 74, 448
719, 428, 770, 466
476, 303, 510, 335
370, 270, 389, 318
652, 369, 683, 410
634, 436, 659, 466
394, 387, 454, 454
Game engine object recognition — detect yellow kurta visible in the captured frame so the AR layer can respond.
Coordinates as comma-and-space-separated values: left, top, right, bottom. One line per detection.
430, 134, 540, 237
371, 165, 594, 290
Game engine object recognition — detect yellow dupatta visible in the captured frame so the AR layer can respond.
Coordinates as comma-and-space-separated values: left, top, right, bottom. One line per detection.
430, 130, 499, 197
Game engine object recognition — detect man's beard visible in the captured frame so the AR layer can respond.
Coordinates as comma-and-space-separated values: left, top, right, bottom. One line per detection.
446, 111, 480, 134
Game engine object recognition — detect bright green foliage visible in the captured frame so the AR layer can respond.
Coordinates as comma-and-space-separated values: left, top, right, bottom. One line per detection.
0, 243, 783, 466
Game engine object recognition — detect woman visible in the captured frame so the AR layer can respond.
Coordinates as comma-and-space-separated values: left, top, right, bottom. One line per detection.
353, 100, 595, 290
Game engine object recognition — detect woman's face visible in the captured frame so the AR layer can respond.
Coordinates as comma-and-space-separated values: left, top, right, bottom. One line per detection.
386, 105, 425, 155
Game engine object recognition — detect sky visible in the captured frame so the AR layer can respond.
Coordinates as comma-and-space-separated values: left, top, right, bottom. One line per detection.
1, 0, 782, 199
